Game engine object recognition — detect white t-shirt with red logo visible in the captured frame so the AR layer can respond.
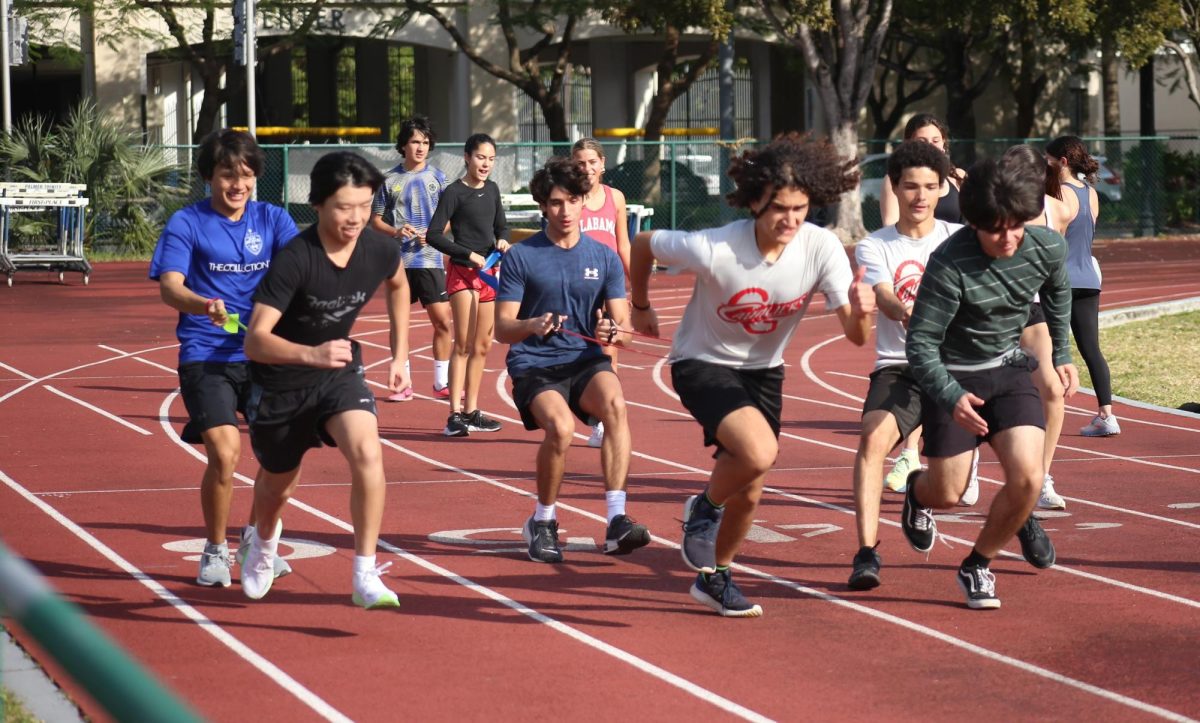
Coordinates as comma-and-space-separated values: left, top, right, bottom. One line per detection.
854, 220, 962, 370
650, 220, 852, 370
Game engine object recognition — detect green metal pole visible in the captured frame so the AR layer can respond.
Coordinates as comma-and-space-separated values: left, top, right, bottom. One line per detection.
0, 544, 203, 723
282, 145, 290, 210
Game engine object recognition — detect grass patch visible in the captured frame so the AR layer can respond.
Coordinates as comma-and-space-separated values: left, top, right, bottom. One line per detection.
1071, 310, 1200, 409
2, 688, 41, 723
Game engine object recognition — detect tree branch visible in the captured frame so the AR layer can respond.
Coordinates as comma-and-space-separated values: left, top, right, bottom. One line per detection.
1163, 39, 1200, 114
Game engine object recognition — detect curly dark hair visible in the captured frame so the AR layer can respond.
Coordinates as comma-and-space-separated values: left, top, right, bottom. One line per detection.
886, 139, 954, 186
959, 157, 1044, 231
726, 133, 859, 211
1045, 135, 1099, 184
529, 155, 592, 203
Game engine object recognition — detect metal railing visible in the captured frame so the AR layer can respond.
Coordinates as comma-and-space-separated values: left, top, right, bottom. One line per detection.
151, 135, 1200, 239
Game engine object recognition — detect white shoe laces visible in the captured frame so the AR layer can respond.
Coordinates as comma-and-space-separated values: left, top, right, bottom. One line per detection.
355, 561, 394, 592
974, 567, 997, 595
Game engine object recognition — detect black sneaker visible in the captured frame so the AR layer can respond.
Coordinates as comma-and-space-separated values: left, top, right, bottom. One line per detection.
522, 517, 563, 563
443, 411, 470, 437
681, 494, 723, 572
900, 471, 936, 553
956, 561, 1001, 610
465, 409, 502, 433
604, 514, 651, 555
847, 545, 881, 590
1016, 515, 1056, 569
689, 569, 763, 617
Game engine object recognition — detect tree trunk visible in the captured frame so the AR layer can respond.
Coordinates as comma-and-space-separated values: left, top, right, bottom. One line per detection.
538, 94, 570, 145
1100, 32, 1122, 168
830, 121, 866, 243
191, 71, 227, 144
941, 32, 981, 166
1012, 29, 1047, 139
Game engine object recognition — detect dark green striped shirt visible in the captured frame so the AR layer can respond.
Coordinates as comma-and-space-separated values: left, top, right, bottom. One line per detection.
906, 224, 1072, 412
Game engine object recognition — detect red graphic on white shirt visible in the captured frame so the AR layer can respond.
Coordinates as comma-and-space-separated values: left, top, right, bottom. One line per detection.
717, 287, 811, 334
893, 260, 926, 305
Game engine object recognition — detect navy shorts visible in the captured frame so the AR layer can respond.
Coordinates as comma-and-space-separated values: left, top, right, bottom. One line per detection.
178, 361, 250, 443
920, 355, 1045, 458
671, 359, 783, 454
511, 356, 613, 431
862, 364, 923, 440
246, 358, 378, 473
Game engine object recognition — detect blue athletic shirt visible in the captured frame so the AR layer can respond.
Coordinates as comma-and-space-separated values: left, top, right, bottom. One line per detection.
372, 164, 448, 270
149, 198, 299, 364
496, 231, 626, 376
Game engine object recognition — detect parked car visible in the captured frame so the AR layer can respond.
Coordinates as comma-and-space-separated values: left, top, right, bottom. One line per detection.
1092, 156, 1123, 202
605, 158, 712, 204
858, 153, 890, 202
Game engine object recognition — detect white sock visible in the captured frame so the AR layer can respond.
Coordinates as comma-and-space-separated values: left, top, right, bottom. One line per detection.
902, 447, 919, 460
353, 554, 377, 574
534, 502, 556, 522
258, 529, 279, 556
605, 490, 627, 523
434, 360, 449, 389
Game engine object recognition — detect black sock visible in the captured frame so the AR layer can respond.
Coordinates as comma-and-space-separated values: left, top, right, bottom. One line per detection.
963, 549, 991, 569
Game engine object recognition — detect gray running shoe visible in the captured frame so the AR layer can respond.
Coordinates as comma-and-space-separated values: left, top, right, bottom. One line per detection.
1080, 414, 1121, 437
681, 494, 722, 573
443, 411, 470, 437
690, 569, 763, 618
197, 543, 232, 587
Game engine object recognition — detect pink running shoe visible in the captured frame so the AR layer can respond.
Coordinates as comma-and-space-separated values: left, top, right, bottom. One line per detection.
386, 387, 414, 402
432, 384, 450, 399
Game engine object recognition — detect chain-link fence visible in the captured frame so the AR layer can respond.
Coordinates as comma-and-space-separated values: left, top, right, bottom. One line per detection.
155, 135, 1200, 241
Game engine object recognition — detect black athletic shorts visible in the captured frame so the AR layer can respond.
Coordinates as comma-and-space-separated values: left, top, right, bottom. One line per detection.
862, 364, 923, 439
246, 356, 378, 473
178, 361, 250, 443
511, 356, 613, 431
920, 353, 1045, 458
407, 267, 450, 307
1025, 301, 1045, 328
671, 359, 784, 454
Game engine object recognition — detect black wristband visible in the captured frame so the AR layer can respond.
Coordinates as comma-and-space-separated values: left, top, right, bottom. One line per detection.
631, 300, 651, 311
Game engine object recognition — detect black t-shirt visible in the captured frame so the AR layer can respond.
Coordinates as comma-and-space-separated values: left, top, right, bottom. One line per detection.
425, 179, 509, 267
251, 225, 401, 390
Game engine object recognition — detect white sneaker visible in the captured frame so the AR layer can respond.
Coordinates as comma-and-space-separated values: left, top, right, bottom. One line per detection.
1080, 414, 1121, 437
240, 520, 281, 600
957, 447, 980, 506
1038, 473, 1066, 510
352, 561, 400, 609
196, 543, 232, 587
238, 524, 293, 579
587, 422, 605, 448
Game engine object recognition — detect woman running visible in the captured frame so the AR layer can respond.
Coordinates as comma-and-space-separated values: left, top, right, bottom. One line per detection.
1047, 135, 1120, 437
426, 133, 511, 437
572, 137, 631, 448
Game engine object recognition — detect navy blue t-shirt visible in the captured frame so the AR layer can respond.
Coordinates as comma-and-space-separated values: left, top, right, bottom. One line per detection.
149, 199, 298, 364
496, 231, 626, 376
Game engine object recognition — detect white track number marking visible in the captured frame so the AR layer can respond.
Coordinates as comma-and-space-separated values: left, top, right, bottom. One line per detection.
776, 523, 842, 538
163, 537, 336, 562
428, 527, 596, 553
1168, 502, 1200, 509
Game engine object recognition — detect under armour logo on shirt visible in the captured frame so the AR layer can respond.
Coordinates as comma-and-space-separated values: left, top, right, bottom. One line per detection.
583, 267, 599, 280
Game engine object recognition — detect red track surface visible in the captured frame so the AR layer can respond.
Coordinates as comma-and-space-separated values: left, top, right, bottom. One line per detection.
2, 241, 1199, 722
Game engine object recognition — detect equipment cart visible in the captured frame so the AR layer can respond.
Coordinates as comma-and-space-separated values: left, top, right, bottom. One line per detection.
0, 183, 91, 287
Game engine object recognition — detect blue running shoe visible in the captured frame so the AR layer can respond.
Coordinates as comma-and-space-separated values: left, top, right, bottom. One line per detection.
681, 494, 722, 573
690, 569, 762, 618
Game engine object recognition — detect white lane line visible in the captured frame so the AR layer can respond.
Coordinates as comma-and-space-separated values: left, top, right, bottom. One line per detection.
150, 385, 773, 723
430, 382, 1196, 720
0, 468, 352, 723
637, 371, 1200, 600
799, 334, 864, 402
0, 361, 38, 380
826, 371, 869, 380
0, 343, 179, 405
42, 385, 152, 436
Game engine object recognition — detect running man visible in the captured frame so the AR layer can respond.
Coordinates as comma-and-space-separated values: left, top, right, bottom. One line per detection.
848, 140, 962, 590
149, 128, 297, 587
371, 115, 453, 401
239, 151, 411, 609
495, 156, 650, 563
629, 133, 874, 617
902, 156, 1078, 610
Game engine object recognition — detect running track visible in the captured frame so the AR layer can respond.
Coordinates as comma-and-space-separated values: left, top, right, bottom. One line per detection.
2, 239, 1199, 721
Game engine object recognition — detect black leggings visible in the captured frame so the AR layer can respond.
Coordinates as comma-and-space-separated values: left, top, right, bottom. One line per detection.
1070, 288, 1113, 407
